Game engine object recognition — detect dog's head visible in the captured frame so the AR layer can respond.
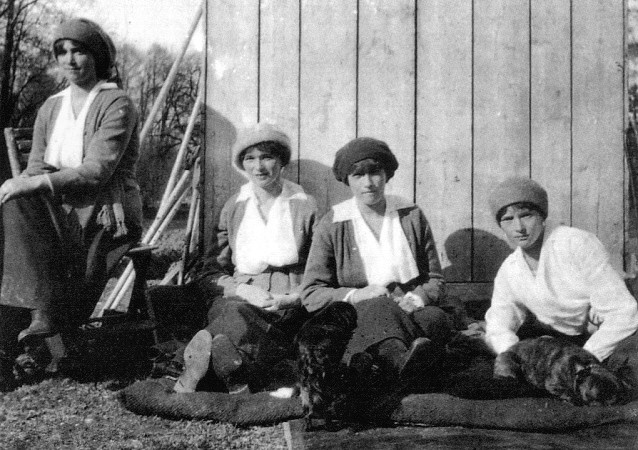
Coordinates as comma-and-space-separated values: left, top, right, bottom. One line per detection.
574, 364, 627, 406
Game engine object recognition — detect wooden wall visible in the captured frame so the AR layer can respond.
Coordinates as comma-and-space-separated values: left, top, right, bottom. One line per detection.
203, 0, 627, 293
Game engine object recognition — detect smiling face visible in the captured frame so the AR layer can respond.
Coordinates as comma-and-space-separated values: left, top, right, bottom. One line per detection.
498, 204, 546, 252
56, 39, 98, 90
241, 147, 284, 190
347, 159, 387, 209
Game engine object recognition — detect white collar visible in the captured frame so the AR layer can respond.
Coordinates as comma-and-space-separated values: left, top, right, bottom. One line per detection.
332, 195, 414, 223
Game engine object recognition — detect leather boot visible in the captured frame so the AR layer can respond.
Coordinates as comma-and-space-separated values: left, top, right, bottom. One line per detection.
18, 309, 55, 342
210, 334, 249, 395
174, 329, 213, 393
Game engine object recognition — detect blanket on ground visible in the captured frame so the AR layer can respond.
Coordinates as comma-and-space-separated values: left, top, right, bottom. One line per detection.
118, 377, 638, 430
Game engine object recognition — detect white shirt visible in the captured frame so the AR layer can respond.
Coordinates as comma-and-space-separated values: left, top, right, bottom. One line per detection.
485, 225, 638, 361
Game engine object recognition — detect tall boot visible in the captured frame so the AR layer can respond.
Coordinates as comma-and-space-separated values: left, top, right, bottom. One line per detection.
373, 337, 435, 384
18, 309, 55, 342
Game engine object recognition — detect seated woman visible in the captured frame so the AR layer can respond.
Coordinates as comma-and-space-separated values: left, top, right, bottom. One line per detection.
300, 137, 453, 391
485, 177, 638, 397
0, 19, 142, 390
173, 123, 318, 394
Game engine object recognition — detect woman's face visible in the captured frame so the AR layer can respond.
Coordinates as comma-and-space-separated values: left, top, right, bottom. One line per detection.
498, 204, 545, 252
347, 164, 387, 208
242, 147, 284, 189
57, 40, 98, 89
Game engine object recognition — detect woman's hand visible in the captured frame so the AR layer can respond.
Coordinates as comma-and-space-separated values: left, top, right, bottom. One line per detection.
351, 284, 390, 303
0, 176, 48, 204
264, 293, 301, 311
235, 283, 273, 308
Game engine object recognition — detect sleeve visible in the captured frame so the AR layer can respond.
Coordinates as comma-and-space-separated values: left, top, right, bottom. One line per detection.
575, 233, 638, 361
415, 209, 445, 305
45, 95, 138, 195
484, 265, 528, 355
25, 100, 58, 176
195, 200, 239, 296
300, 217, 357, 312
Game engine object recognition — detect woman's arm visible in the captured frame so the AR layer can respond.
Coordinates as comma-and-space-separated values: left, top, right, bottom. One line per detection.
484, 269, 527, 354
300, 216, 358, 312
574, 232, 638, 361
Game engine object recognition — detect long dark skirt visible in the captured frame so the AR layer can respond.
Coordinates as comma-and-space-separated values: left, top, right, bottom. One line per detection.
0, 195, 140, 327
343, 297, 452, 363
205, 297, 309, 390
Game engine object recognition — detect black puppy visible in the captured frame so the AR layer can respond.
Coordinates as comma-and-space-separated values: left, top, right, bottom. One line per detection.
296, 302, 357, 423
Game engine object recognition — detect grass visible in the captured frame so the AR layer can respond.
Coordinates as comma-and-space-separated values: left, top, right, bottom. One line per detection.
1, 223, 288, 450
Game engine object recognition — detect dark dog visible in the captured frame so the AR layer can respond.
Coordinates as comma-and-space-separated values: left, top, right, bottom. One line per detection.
296, 302, 357, 423
494, 335, 630, 406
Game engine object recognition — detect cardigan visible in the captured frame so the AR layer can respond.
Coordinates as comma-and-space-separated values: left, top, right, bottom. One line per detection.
25, 87, 142, 231
485, 225, 638, 362
198, 180, 318, 296
300, 199, 444, 313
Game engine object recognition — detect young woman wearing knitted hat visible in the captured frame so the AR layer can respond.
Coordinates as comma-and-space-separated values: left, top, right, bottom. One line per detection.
173, 122, 318, 394
299, 137, 453, 405
485, 177, 638, 397
0, 18, 142, 390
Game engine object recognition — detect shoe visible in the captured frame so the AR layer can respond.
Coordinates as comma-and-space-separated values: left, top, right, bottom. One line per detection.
174, 330, 213, 393
399, 337, 433, 381
18, 310, 55, 342
210, 334, 249, 394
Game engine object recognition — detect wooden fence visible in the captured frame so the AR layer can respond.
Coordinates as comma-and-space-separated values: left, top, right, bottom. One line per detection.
203, 0, 627, 296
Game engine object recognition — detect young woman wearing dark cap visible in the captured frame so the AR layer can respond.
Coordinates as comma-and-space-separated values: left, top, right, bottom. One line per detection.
0, 18, 142, 390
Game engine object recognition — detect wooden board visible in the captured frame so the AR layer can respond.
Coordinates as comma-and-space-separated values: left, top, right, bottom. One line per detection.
472, 0, 530, 282
357, 0, 416, 200
572, 0, 625, 271
530, 0, 572, 230
204, 0, 259, 245
416, 0, 473, 282
260, 0, 301, 182
298, 0, 358, 215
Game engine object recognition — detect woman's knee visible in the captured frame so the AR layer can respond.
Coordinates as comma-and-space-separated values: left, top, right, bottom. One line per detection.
411, 306, 453, 343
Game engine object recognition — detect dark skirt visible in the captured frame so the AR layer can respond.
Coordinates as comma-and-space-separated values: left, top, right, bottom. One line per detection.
205, 297, 309, 390
0, 195, 140, 325
343, 297, 452, 362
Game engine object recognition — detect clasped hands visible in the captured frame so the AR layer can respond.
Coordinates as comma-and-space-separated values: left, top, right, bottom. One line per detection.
235, 283, 300, 311
351, 284, 424, 313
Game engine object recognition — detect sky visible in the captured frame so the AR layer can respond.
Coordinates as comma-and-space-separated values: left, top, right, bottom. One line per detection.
62, 0, 205, 53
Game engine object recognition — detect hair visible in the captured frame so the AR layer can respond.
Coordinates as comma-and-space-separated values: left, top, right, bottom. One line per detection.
53, 39, 111, 80
239, 140, 290, 169
496, 201, 547, 223
344, 158, 388, 186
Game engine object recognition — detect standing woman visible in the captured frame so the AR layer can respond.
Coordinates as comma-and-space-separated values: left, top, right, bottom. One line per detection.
0, 18, 142, 390
173, 123, 318, 394
300, 137, 453, 393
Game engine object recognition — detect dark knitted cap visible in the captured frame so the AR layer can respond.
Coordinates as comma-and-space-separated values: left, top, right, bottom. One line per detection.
489, 177, 548, 221
332, 137, 399, 184
53, 18, 116, 79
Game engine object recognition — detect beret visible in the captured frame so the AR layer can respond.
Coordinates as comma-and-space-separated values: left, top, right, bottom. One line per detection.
231, 123, 291, 173
488, 176, 548, 221
53, 18, 116, 78
332, 137, 398, 184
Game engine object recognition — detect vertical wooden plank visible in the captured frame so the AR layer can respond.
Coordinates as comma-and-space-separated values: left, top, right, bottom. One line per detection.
358, 0, 415, 201
260, 0, 300, 182
530, 0, 572, 231
572, 0, 625, 270
299, 0, 357, 215
417, 0, 473, 282
204, 0, 259, 247
473, 0, 530, 281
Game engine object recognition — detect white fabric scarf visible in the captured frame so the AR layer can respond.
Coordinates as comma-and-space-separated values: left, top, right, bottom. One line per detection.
45, 81, 117, 169
350, 197, 420, 286
234, 180, 302, 275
